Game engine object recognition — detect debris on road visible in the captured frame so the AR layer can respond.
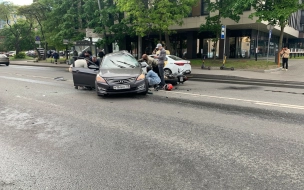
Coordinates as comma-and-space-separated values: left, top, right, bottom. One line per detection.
54, 77, 66, 81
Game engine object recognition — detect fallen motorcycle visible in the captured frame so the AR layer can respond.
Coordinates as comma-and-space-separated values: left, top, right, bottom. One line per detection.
140, 61, 187, 85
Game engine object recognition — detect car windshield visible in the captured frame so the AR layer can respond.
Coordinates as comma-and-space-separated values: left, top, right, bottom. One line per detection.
168, 55, 183, 61
101, 53, 139, 69
0, 54, 7, 58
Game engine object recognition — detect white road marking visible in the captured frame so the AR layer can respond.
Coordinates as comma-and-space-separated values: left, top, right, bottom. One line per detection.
198, 78, 303, 87
0, 73, 73, 82
0, 76, 63, 86
16, 95, 63, 108
167, 91, 304, 110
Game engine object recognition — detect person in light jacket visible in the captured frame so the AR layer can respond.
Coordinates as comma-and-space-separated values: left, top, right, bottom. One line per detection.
146, 66, 161, 87
280, 46, 290, 71
153, 43, 166, 88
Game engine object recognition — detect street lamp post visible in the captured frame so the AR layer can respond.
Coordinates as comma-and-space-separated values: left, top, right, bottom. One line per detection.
266, 24, 274, 62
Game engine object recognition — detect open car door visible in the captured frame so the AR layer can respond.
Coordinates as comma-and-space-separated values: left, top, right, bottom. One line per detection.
72, 67, 98, 88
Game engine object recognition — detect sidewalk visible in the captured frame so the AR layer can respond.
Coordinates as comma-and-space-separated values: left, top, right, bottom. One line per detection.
10, 59, 304, 82
191, 59, 304, 82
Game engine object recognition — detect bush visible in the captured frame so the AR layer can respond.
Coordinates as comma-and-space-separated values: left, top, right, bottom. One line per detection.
14, 52, 26, 59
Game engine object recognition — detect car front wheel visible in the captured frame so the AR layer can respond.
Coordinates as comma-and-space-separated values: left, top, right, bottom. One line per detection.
6, 63, 9, 66
164, 68, 172, 75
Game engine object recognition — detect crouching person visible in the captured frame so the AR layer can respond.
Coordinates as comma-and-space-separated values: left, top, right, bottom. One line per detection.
146, 66, 161, 91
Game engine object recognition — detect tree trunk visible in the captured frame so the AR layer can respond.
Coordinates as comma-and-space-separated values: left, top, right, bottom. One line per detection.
78, 0, 82, 29
165, 32, 172, 53
138, 36, 142, 59
213, 40, 217, 60
44, 42, 48, 60
278, 25, 285, 65
159, 32, 162, 42
15, 43, 20, 55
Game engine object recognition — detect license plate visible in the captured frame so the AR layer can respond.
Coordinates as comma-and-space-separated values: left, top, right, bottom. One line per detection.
113, 85, 130, 90
180, 77, 183, 82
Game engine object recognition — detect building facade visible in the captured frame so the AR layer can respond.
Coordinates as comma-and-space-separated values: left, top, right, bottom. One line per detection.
117, 0, 302, 59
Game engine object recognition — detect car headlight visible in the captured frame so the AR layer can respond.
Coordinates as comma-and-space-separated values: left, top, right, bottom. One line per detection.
136, 74, 145, 81
96, 74, 106, 83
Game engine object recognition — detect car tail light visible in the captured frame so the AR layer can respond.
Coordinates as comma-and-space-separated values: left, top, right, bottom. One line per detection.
174, 62, 185, 66
96, 75, 106, 83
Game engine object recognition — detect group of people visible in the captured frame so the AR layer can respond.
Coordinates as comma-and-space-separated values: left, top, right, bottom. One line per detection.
138, 43, 167, 90
69, 50, 102, 72
69, 44, 168, 91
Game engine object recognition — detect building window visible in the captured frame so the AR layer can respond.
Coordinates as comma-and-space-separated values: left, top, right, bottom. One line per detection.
300, 24, 304, 32
201, 0, 209, 15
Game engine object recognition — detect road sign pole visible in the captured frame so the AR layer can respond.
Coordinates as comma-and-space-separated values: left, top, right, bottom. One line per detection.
223, 33, 226, 64
267, 30, 271, 62
221, 25, 226, 64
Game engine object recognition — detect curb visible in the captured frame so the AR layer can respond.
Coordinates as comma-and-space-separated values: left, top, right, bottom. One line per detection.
264, 67, 282, 73
10, 62, 69, 68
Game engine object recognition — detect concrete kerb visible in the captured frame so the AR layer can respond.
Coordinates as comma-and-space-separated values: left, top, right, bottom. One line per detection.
264, 67, 282, 73
10, 61, 69, 68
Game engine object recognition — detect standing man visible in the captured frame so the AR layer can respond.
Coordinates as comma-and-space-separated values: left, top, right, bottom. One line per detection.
154, 43, 166, 88
280, 46, 290, 71
53, 51, 59, 64
98, 49, 105, 59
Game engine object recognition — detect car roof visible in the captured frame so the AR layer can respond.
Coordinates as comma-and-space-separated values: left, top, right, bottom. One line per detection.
105, 50, 131, 57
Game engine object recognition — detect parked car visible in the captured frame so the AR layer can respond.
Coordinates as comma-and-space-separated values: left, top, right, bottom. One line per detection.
7, 51, 16, 57
26, 50, 36, 57
0, 54, 10, 66
149, 54, 192, 75
72, 51, 148, 96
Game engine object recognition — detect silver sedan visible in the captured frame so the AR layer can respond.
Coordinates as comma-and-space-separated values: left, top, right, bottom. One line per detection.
0, 54, 9, 66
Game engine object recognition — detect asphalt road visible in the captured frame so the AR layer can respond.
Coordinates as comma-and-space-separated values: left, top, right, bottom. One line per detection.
1, 65, 304, 190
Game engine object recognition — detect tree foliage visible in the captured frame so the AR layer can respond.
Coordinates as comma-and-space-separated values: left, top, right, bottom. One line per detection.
115, 0, 198, 36
0, 20, 35, 52
83, 0, 133, 49
248, 0, 304, 57
0, 2, 35, 53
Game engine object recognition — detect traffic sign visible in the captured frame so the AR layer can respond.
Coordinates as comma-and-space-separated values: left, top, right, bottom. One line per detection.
221, 25, 226, 39
35, 36, 40, 41
35, 41, 41, 44
269, 30, 272, 39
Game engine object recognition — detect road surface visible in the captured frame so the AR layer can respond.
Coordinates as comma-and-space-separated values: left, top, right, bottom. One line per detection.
1, 65, 304, 189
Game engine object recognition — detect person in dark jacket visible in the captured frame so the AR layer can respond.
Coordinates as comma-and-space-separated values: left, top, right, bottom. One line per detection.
98, 49, 105, 59
53, 51, 60, 64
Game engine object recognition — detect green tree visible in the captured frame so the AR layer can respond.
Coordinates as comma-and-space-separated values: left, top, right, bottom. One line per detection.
248, 0, 304, 63
18, 2, 50, 59
83, 0, 133, 52
200, 0, 248, 59
39, 0, 85, 50
0, 2, 34, 54
115, 0, 199, 52
0, 20, 35, 53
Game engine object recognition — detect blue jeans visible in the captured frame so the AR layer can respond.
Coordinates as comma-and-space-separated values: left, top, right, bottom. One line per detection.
158, 64, 165, 87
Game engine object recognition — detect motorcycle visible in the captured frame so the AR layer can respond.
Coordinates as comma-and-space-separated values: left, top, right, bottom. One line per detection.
140, 61, 187, 85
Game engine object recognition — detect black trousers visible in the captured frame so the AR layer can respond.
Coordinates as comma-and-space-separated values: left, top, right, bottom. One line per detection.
282, 58, 288, 69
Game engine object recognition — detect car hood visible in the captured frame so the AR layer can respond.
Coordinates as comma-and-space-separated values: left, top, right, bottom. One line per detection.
99, 68, 142, 78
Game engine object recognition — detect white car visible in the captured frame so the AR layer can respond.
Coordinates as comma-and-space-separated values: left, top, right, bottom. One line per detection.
149, 55, 191, 75
8, 51, 16, 57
